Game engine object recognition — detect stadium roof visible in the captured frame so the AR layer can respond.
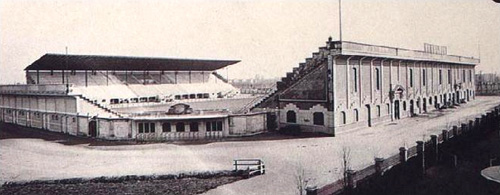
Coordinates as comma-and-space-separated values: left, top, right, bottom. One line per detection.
25, 54, 240, 71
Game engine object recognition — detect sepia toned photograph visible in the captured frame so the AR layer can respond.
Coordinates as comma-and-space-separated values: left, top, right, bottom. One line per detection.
1, 0, 500, 194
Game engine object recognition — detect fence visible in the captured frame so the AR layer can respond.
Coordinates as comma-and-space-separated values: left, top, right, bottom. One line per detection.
307, 105, 500, 195
233, 159, 265, 178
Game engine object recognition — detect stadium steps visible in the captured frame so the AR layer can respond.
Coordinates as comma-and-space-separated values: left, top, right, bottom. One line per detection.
77, 95, 124, 118
251, 43, 330, 110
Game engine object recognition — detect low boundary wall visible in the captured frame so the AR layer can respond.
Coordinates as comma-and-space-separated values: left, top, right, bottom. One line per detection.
308, 105, 500, 195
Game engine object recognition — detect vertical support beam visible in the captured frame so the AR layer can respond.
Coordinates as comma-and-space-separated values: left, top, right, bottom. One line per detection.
36, 70, 40, 84
125, 71, 128, 84
106, 70, 109, 86
85, 70, 88, 87
62, 70, 65, 84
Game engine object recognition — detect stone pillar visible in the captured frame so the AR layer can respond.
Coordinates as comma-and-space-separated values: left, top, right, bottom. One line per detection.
469, 120, 474, 132
475, 118, 481, 132
416, 141, 425, 176
399, 147, 408, 162
452, 126, 458, 137
461, 124, 467, 134
375, 157, 384, 175
346, 169, 357, 189
442, 130, 449, 142
305, 186, 318, 195
430, 135, 439, 164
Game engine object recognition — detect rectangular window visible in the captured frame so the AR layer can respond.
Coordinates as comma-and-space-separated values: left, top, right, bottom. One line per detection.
206, 122, 211, 131
212, 122, 217, 131
144, 123, 150, 133
216, 121, 223, 131
462, 70, 466, 82
138, 123, 144, 133
162, 122, 171, 132
448, 70, 451, 84
422, 69, 426, 86
410, 69, 413, 87
353, 68, 358, 92
150, 123, 155, 133
469, 70, 472, 82
190, 122, 199, 132
439, 70, 442, 85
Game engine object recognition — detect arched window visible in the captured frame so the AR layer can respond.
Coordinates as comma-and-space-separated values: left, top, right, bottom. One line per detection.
353, 67, 358, 92
375, 68, 380, 90
189, 122, 199, 132
354, 109, 359, 122
286, 110, 296, 123
341, 111, 346, 124
313, 112, 324, 126
162, 122, 171, 132
403, 101, 407, 111
376, 105, 381, 117
386, 104, 390, 114
176, 122, 185, 132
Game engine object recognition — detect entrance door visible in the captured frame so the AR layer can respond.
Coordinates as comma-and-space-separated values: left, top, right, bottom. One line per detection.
266, 112, 277, 130
423, 98, 427, 112
394, 101, 400, 119
410, 100, 415, 116
89, 120, 97, 137
365, 105, 371, 127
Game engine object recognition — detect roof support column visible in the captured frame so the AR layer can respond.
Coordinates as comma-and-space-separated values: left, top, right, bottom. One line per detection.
85, 70, 88, 87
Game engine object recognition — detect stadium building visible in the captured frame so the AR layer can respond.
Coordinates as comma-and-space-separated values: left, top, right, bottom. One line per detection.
254, 39, 479, 135
0, 54, 272, 141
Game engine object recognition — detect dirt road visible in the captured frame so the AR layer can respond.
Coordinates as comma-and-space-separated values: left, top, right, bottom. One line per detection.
1, 96, 499, 195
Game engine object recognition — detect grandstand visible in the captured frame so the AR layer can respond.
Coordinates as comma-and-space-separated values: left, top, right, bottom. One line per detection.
0, 54, 274, 141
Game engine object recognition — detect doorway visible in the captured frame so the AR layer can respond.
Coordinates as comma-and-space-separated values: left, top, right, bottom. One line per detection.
394, 100, 400, 119
410, 100, 415, 116
89, 120, 97, 137
423, 98, 427, 113
365, 104, 371, 127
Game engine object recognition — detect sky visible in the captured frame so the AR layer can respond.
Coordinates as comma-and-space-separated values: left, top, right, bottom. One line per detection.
1, 0, 499, 84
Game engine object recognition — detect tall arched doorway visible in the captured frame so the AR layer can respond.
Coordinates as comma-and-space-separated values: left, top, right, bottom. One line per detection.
409, 100, 415, 116
365, 104, 371, 127
394, 100, 400, 120
422, 98, 427, 113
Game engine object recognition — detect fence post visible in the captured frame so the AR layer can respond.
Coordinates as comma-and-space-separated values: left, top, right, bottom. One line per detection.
452, 126, 458, 137
375, 157, 384, 176
430, 135, 439, 164
468, 120, 474, 132
347, 169, 357, 189
442, 130, 449, 142
306, 186, 318, 195
399, 147, 408, 162
461, 124, 467, 134
475, 118, 481, 132
416, 141, 425, 176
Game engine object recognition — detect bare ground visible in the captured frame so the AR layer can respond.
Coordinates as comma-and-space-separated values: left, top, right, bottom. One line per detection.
1, 96, 499, 195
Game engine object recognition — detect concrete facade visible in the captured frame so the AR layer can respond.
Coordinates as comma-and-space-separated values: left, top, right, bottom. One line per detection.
256, 40, 478, 135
